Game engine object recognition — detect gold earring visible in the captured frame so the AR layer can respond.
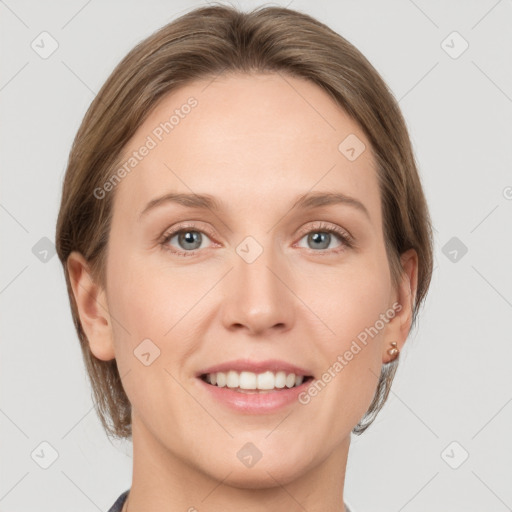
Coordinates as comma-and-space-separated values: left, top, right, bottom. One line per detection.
387, 342, 399, 361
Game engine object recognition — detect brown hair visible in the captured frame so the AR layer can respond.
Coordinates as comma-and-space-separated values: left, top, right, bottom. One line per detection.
55, 3, 434, 440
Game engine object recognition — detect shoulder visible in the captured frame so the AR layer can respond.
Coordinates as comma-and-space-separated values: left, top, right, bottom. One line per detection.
107, 489, 130, 512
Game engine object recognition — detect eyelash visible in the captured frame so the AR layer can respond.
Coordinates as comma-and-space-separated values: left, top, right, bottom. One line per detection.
158, 221, 354, 257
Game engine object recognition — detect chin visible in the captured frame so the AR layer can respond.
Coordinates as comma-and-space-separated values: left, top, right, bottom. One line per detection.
199, 452, 312, 490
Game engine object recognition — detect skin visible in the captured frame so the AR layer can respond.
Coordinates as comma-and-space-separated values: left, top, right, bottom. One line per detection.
68, 72, 418, 512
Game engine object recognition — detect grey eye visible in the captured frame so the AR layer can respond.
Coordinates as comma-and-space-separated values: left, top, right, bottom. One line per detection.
306, 232, 332, 250
297, 231, 342, 251
172, 230, 207, 251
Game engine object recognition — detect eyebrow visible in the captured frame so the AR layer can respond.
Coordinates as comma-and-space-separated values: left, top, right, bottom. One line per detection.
138, 191, 370, 221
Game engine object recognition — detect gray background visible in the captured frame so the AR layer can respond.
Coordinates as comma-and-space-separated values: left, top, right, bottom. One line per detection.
1, 0, 511, 511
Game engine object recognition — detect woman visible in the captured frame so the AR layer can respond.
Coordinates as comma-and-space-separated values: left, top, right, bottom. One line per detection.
55, 4, 434, 511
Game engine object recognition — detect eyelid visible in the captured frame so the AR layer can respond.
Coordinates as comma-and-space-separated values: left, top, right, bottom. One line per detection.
295, 221, 354, 245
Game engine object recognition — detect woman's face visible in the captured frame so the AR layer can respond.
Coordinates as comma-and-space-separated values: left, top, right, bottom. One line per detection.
79, 72, 415, 487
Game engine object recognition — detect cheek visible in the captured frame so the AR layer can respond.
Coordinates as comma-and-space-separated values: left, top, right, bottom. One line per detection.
300, 249, 391, 378
305, 249, 390, 329
107, 249, 196, 337
302, 267, 390, 427
106, 256, 197, 418
106, 251, 210, 397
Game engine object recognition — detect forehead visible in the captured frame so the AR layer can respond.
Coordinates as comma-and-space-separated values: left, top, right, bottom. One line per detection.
112, 72, 380, 225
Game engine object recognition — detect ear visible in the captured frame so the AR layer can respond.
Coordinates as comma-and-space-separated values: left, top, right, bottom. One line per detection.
67, 251, 115, 361
382, 248, 419, 364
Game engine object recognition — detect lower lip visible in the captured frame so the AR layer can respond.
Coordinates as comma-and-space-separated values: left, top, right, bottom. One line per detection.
197, 377, 313, 414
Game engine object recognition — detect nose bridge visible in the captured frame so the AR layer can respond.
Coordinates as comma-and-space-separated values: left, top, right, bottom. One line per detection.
222, 234, 295, 334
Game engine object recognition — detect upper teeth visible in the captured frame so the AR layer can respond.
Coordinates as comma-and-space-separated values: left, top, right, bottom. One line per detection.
205, 370, 305, 390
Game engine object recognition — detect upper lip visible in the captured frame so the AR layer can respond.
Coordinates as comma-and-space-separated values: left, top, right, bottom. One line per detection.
197, 359, 313, 377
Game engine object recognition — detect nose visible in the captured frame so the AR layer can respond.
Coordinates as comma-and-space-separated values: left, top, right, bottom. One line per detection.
220, 243, 296, 337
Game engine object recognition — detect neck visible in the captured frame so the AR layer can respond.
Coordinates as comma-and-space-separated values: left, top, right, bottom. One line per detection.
123, 415, 351, 512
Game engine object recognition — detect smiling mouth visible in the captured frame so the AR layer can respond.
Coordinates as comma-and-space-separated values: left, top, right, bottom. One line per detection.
199, 370, 314, 393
